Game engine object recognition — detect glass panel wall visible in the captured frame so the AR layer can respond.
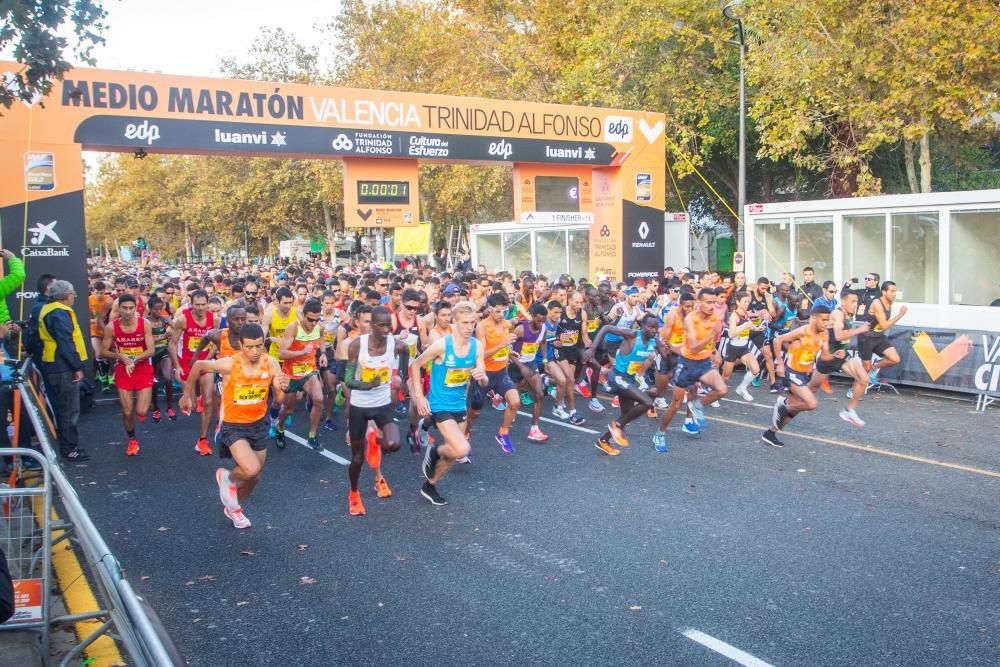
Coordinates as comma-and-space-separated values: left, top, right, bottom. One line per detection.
843, 214, 886, 284
793, 216, 834, 282
476, 234, 502, 271
503, 231, 533, 275
753, 218, 791, 282
536, 230, 567, 280
950, 209, 1000, 306
891, 211, 939, 303
568, 229, 590, 280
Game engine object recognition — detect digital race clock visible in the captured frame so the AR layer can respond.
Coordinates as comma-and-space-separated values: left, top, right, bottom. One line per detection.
357, 180, 411, 205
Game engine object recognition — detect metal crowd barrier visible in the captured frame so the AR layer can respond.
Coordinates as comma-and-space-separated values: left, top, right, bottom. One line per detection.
1, 358, 185, 666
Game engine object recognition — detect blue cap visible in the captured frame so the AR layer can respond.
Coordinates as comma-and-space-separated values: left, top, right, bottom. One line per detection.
625, 286, 640, 295
277, 273, 288, 281
443, 284, 462, 296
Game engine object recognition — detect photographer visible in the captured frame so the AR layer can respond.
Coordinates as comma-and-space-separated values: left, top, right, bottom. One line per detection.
0, 247, 26, 325
843, 272, 882, 316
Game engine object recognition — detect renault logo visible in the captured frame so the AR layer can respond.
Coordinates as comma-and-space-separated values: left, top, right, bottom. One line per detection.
638, 221, 649, 240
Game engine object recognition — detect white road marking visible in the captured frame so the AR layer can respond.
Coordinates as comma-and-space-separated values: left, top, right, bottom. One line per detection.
516, 411, 600, 434
681, 628, 775, 667
284, 429, 350, 465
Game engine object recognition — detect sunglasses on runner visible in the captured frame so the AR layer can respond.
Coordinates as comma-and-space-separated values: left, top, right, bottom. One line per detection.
402, 303, 419, 311
306, 315, 321, 323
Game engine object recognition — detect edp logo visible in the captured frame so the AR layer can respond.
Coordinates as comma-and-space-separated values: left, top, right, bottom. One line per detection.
488, 139, 513, 160
603, 116, 633, 143
124, 120, 160, 145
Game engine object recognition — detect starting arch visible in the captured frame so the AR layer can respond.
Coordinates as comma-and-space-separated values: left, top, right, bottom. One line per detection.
0, 63, 665, 328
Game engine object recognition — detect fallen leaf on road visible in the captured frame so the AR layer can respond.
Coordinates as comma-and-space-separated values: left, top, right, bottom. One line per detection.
319, 479, 329, 484
157, 526, 170, 532
297, 544, 308, 551
140, 576, 151, 581
395, 555, 412, 561
240, 551, 256, 556
117, 471, 128, 476
629, 605, 642, 611
300, 577, 317, 585
192, 618, 202, 623
659, 560, 668, 566
236, 600, 250, 607
184, 581, 195, 586
377, 602, 384, 607
198, 575, 216, 581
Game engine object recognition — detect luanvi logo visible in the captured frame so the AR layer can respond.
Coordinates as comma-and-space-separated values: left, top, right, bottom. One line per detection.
24, 220, 69, 257
124, 120, 160, 145
214, 129, 287, 146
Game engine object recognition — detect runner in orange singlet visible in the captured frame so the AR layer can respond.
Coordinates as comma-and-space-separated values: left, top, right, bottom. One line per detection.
181, 323, 289, 530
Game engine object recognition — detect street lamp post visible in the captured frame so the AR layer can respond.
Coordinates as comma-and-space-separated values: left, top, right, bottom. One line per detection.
723, 0, 746, 254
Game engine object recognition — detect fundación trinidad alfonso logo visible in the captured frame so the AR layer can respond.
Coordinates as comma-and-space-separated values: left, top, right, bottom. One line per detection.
910, 331, 972, 381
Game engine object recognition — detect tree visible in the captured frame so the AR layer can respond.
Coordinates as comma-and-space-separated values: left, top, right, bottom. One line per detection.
1, 0, 107, 109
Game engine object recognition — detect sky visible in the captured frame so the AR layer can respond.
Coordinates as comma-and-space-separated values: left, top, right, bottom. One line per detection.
77, 0, 341, 77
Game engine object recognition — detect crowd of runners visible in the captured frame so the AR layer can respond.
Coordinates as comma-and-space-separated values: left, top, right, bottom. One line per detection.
84, 260, 906, 527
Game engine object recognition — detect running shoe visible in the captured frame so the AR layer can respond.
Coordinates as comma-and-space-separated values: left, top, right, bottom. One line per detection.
751, 375, 761, 388
196, 396, 203, 413
216, 468, 239, 511
167, 407, 177, 421
839, 409, 865, 428
710, 400, 721, 408
867, 369, 879, 385
769, 382, 782, 394
647, 407, 657, 419
845, 389, 854, 400
308, 435, 322, 452
366, 429, 382, 468
608, 420, 630, 448
520, 391, 534, 406
421, 481, 448, 505
636, 376, 650, 392
654, 397, 668, 410
761, 430, 785, 448
772, 396, 791, 431
125, 438, 140, 456
589, 397, 605, 413
682, 419, 700, 436
396, 400, 407, 413
552, 404, 570, 420
820, 378, 833, 394
491, 391, 506, 410
652, 432, 668, 453
136, 413, 147, 423
284, 414, 293, 428
611, 396, 620, 408
416, 419, 430, 450
576, 381, 592, 398
408, 428, 420, 454
224, 506, 251, 529
305, 396, 313, 413
268, 423, 278, 438
349, 490, 366, 516
275, 429, 286, 449
495, 431, 515, 453
375, 476, 392, 498
595, 437, 621, 456
736, 386, 754, 403
195, 438, 212, 456
268, 405, 280, 422
455, 455, 471, 464
422, 445, 439, 480
527, 426, 548, 442
688, 400, 706, 428
152, 409, 161, 423
323, 418, 337, 432
544, 384, 557, 398
569, 411, 585, 426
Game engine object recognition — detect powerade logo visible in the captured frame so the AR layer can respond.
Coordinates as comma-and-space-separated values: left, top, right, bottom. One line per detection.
603, 116, 632, 143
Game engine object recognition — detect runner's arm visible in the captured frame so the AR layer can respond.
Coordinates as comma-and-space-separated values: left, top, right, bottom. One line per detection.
684, 315, 720, 351
180, 356, 232, 414
192, 329, 221, 361
100, 325, 124, 362
818, 329, 839, 362
134, 319, 155, 363
269, 357, 288, 404
342, 337, 378, 390
395, 338, 410, 387
831, 310, 869, 341
771, 326, 806, 370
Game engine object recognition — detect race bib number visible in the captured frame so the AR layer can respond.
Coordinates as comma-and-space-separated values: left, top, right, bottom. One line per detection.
360, 366, 390, 384
323, 332, 336, 344
521, 342, 539, 358
120, 346, 143, 357
234, 385, 266, 405
627, 360, 643, 376
800, 350, 816, 366
560, 331, 579, 346
670, 334, 684, 346
491, 347, 510, 362
292, 362, 314, 376
187, 336, 202, 351
587, 320, 599, 332
444, 367, 470, 388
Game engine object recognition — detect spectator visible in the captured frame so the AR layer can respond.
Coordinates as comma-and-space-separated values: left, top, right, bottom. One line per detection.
812, 280, 839, 311
0, 546, 13, 624
844, 272, 882, 315
798, 266, 824, 307
37, 280, 89, 462
0, 248, 25, 325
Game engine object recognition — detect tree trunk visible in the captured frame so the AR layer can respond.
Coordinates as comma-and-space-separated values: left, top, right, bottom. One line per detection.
322, 202, 335, 266
919, 131, 932, 193
904, 140, 919, 193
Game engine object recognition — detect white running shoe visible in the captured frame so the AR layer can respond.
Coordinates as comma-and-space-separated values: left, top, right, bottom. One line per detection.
215, 468, 239, 512
552, 404, 570, 420
653, 397, 668, 410
710, 400, 721, 408
224, 506, 251, 529
839, 409, 865, 427
456, 455, 472, 464
736, 386, 753, 403
589, 398, 605, 413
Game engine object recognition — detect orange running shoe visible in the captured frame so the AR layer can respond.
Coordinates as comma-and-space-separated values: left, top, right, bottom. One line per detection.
196, 396, 204, 413
820, 378, 832, 394
366, 429, 381, 468
608, 420, 630, 447
195, 437, 212, 456
427, 433, 436, 445
125, 438, 139, 456
374, 476, 392, 498
611, 396, 620, 408
647, 407, 657, 419
349, 490, 366, 515
595, 437, 621, 456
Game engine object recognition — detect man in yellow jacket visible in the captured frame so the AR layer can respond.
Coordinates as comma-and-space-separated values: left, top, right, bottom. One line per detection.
38, 280, 90, 462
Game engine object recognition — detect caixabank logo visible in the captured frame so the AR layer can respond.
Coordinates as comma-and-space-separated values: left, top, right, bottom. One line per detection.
24, 220, 70, 257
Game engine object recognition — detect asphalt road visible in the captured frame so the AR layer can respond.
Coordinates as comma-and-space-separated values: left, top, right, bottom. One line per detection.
67, 381, 1000, 666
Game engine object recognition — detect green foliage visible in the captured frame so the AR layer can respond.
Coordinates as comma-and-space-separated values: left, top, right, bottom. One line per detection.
1, 0, 107, 109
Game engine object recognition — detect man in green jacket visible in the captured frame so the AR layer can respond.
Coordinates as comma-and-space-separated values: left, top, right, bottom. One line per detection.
0, 249, 26, 325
